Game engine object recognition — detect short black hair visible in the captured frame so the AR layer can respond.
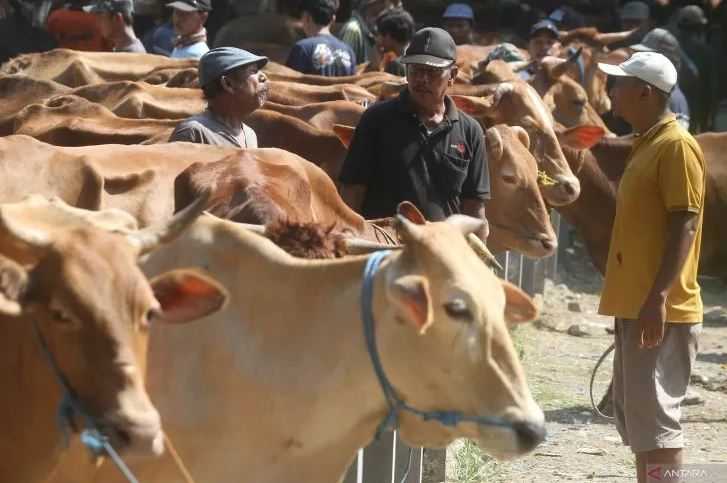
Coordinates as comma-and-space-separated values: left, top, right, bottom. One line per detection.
376, 10, 415, 45
300, 0, 338, 26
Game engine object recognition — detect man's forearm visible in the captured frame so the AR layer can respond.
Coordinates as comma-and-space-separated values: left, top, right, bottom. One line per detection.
647, 211, 699, 299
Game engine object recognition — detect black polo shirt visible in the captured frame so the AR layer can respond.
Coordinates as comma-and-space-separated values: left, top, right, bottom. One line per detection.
339, 90, 490, 220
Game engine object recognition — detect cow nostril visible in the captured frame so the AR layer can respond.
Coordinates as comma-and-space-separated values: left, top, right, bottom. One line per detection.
513, 420, 546, 452
541, 238, 556, 251
563, 182, 577, 196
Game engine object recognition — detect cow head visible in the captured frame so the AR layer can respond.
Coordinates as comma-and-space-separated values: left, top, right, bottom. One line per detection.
485, 125, 557, 257
451, 82, 582, 207
0, 196, 227, 459
376, 208, 544, 458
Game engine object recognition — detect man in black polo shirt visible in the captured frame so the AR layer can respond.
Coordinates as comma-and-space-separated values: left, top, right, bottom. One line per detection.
340, 27, 490, 239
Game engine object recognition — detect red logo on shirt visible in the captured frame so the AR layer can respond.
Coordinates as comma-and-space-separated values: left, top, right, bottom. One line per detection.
451, 143, 466, 156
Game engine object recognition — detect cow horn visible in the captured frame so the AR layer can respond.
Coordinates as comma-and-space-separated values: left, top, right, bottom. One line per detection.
344, 238, 402, 254
466, 233, 504, 272
128, 191, 210, 255
234, 223, 266, 235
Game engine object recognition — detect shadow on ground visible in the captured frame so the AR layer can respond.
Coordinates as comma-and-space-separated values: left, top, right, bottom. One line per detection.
545, 404, 615, 426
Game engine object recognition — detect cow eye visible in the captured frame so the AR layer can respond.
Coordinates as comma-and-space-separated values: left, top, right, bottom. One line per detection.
145, 308, 162, 324
50, 307, 81, 330
502, 174, 517, 185
444, 299, 472, 321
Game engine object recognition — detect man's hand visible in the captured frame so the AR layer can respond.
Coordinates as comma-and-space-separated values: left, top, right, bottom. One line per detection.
461, 198, 488, 242
638, 292, 667, 349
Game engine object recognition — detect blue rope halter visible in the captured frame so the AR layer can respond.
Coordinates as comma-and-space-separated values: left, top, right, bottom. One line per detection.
32, 319, 141, 483
360, 250, 515, 440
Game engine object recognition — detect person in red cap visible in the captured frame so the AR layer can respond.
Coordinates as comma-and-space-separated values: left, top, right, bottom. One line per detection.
340, 27, 490, 240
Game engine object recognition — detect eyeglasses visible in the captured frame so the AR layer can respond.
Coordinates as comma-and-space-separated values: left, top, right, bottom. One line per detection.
406, 64, 451, 79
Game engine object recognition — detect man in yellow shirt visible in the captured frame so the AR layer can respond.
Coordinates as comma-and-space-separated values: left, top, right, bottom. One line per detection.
598, 52, 705, 483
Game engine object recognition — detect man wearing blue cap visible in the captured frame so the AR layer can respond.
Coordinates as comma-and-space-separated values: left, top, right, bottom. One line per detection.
518, 19, 559, 82
169, 47, 269, 148
340, 27, 490, 238
442, 2, 474, 45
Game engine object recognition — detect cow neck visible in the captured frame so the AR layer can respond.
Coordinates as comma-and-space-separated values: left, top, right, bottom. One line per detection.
1, 317, 67, 481
558, 139, 630, 274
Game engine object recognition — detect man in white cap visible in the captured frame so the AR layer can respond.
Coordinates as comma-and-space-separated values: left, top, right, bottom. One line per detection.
169, 47, 268, 147
597, 51, 705, 483
166, 0, 211, 59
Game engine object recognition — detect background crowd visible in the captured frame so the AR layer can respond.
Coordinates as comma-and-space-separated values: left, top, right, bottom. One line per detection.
1, 0, 726, 132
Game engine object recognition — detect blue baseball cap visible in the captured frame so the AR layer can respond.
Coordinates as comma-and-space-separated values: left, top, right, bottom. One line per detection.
198, 47, 268, 87
530, 19, 559, 39
443, 3, 474, 21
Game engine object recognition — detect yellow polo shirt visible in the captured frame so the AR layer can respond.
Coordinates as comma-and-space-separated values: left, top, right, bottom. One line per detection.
598, 115, 705, 323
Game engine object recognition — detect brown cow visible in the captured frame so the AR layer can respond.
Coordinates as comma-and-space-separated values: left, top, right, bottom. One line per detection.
450, 81, 588, 206
0, 195, 227, 483
52, 208, 545, 483
267, 80, 376, 106
262, 100, 365, 132
0, 49, 197, 87
0, 136, 352, 238
6, 96, 347, 180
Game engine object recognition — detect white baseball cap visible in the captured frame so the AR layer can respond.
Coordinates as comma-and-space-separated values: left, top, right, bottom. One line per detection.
598, 51, 677, 94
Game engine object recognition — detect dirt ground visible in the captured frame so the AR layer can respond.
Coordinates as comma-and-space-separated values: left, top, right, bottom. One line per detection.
442, 241, 727, 482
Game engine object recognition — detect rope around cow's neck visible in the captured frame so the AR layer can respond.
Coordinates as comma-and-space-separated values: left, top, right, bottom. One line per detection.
361, 250, 516, 437
33, 320, 198, 483
32, 319, 141, 483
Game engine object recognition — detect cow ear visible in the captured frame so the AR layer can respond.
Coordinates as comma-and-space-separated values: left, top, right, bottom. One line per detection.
556, 125, 605, 150
396, 201, 426, 225
387, 275, 433, 334
451, 94, 495, 117
0, 255, 28, 317
333, 124, 355, 149
502, 280, 538, 325
150, 269, 228, 325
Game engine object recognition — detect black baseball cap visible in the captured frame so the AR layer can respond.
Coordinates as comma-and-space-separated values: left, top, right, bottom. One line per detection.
84, 0, 134, 14
166, 0, 211, 12
530, 19, 559, 39
400, 27, 456, 68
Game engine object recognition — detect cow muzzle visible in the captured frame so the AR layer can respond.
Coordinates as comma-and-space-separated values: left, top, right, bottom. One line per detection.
104, 408, 165, 459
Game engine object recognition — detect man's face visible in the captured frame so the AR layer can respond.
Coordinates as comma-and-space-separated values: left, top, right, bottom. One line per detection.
406, 63, 455, 108
443, 18, 472, 45
608, 76, 645, 121
528, 32, 558, 61
375, 32, 396, 52
226, 63, 269, 113
172, 9, 207, 36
